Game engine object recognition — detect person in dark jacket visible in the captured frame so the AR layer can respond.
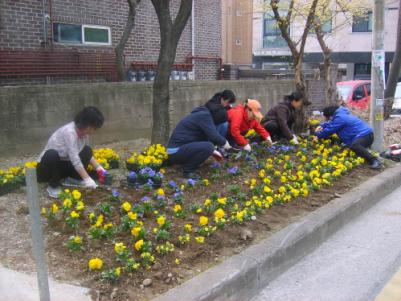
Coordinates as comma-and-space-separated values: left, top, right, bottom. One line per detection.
205, 90, 236, 137
315, 105, 381, 169
167, 106, 232, 179
261, 91, 303, 144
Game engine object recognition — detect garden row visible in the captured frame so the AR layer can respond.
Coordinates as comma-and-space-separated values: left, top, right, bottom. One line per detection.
39, 135, 367, 289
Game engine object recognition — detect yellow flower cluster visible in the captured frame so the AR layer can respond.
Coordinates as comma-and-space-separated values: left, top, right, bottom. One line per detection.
91, 148, 120, 170
126, 144, 167, 168
245, 129, 257, 138
88, 257, 103, 270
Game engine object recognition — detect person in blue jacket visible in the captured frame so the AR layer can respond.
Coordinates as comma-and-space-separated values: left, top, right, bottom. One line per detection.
167, 106, 232, 179
315, 105, 381, 169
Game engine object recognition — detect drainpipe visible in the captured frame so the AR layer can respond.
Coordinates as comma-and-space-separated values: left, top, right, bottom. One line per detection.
49, 0, 53, 46
191, 0, 195, 79
42, 0, 48, 48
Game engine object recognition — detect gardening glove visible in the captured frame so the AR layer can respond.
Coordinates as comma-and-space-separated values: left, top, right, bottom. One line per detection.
223, 140, 232, 150
291, 135, 299, 145
82, 177, 98, 189
96, 165, 106, 173
243, 144, 252, 152
265, 136, 273, 147
315, 126, 323, 133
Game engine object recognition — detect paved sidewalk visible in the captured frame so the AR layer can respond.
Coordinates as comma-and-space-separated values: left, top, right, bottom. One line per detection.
376, 266, 401, 301
0, 265, 92, 301
252, 185, 401, 301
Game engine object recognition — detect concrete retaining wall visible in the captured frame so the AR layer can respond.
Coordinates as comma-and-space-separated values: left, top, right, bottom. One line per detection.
0, 80, 294, 157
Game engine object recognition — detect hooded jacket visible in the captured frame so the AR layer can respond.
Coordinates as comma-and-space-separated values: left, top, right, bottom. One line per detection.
316, 106, 373, 146
227, 104, 270, 146
168, 106, 226, 148
205, 100, 228, 125
261, 102, 295, 140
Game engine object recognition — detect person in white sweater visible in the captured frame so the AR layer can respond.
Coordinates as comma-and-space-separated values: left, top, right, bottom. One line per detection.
37, 106, 105, 198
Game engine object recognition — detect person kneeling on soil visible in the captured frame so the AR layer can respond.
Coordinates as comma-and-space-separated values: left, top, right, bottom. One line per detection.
227, 99, 272, 152
37, 106, 106, 198
261, 91, 303, 144
314, 105, 381, 169
204, 89, 236, 138
167, 105, 232, 180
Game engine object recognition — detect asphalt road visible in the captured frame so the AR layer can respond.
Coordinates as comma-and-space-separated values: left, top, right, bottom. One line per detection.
252, 185, 401, 301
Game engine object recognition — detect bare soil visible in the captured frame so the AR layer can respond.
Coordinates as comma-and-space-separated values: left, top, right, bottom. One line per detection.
0, 140, 382, 301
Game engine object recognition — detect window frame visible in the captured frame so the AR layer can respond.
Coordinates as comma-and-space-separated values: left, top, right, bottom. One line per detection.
352, 12, 372, 32
262, 11, 289, 49
53, 23, 112, 46
82, 25, 112, 46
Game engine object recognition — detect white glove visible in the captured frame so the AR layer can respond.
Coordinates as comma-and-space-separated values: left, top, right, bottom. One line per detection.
266, 136, 273, 146
82, 177, 98, 189
223, 140, 232, 150
291, 135, 299, 145
315, 126, 323, 133
243, 144, 252, 152
96, 165, 106, 173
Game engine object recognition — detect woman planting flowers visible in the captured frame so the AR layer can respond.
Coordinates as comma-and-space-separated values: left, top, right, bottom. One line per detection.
167, 99, 233, 179
227, 99, 272, 152
261, 91, 304, 144
37, 106, 105, 198
314, 105, 381, 169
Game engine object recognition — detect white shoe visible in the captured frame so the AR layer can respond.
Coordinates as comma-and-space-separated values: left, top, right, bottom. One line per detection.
61, 177, 83, 187
47, 186, 61, 198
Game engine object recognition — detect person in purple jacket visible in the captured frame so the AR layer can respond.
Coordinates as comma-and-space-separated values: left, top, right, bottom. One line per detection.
315, 105, 381, 169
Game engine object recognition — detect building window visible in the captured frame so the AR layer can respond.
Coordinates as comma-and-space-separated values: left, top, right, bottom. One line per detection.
352, 12, 372, 32
235, 39, 242, 46
263, 11, 288, 48
310, 18, 332, 34
354, 63, 371, 79
53, 23, 111, 45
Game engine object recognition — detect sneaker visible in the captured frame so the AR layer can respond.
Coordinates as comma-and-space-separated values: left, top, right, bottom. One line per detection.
183, 172, 201, 180
370, 159, 382, 170
61, 177, 84, 187
47, 186, 61, 198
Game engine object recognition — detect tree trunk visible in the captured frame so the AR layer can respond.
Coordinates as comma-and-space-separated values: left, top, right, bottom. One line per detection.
270, 0, 318, 133
150, 0, 192, 145
384, 0, 401, 119
115, 0, 140, 81
315, 23, 336, 105
151, 39, 176, 144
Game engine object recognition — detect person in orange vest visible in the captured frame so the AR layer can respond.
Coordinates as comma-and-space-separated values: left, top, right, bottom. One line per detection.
227, 99, 272, 152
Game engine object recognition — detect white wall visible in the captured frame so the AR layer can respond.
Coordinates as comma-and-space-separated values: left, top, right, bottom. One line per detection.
253, 0, 399, 56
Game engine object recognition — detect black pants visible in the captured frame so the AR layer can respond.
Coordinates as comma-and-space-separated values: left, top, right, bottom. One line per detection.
263, 120, 284, 141
37, 146, 92, 188
350, 133, 376, 164
168, 142, 214, 174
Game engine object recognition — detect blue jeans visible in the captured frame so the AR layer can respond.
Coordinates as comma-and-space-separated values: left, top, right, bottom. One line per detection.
216, 122, 228, 138
167, 142, 214, 173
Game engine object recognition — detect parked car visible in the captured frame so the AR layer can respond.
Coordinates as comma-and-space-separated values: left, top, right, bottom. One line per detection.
392, 82, 401, 114
336, 80, 371, 110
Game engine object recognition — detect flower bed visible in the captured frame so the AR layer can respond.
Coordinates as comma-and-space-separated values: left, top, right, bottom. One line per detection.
0, 161, 37, 196
35, 136, 382, 299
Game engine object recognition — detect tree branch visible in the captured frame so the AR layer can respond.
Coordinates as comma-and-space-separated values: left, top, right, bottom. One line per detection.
270, 0, 298, 57
299, 0, 319, 55
173, 0, 192, 34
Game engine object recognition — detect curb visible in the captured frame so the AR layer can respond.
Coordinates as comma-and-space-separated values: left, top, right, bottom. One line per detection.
153, 163, 401, 301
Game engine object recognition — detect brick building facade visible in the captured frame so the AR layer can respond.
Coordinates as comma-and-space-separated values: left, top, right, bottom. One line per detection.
0, 0, 222, 85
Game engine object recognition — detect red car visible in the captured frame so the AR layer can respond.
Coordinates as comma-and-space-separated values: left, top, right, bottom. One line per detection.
336, 80, 371, 110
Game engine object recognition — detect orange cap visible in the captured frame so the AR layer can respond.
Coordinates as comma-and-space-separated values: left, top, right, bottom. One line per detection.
246, 99, 263, 121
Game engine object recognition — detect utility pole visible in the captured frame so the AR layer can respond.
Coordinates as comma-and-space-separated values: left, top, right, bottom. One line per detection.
370, 0, 385, 152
